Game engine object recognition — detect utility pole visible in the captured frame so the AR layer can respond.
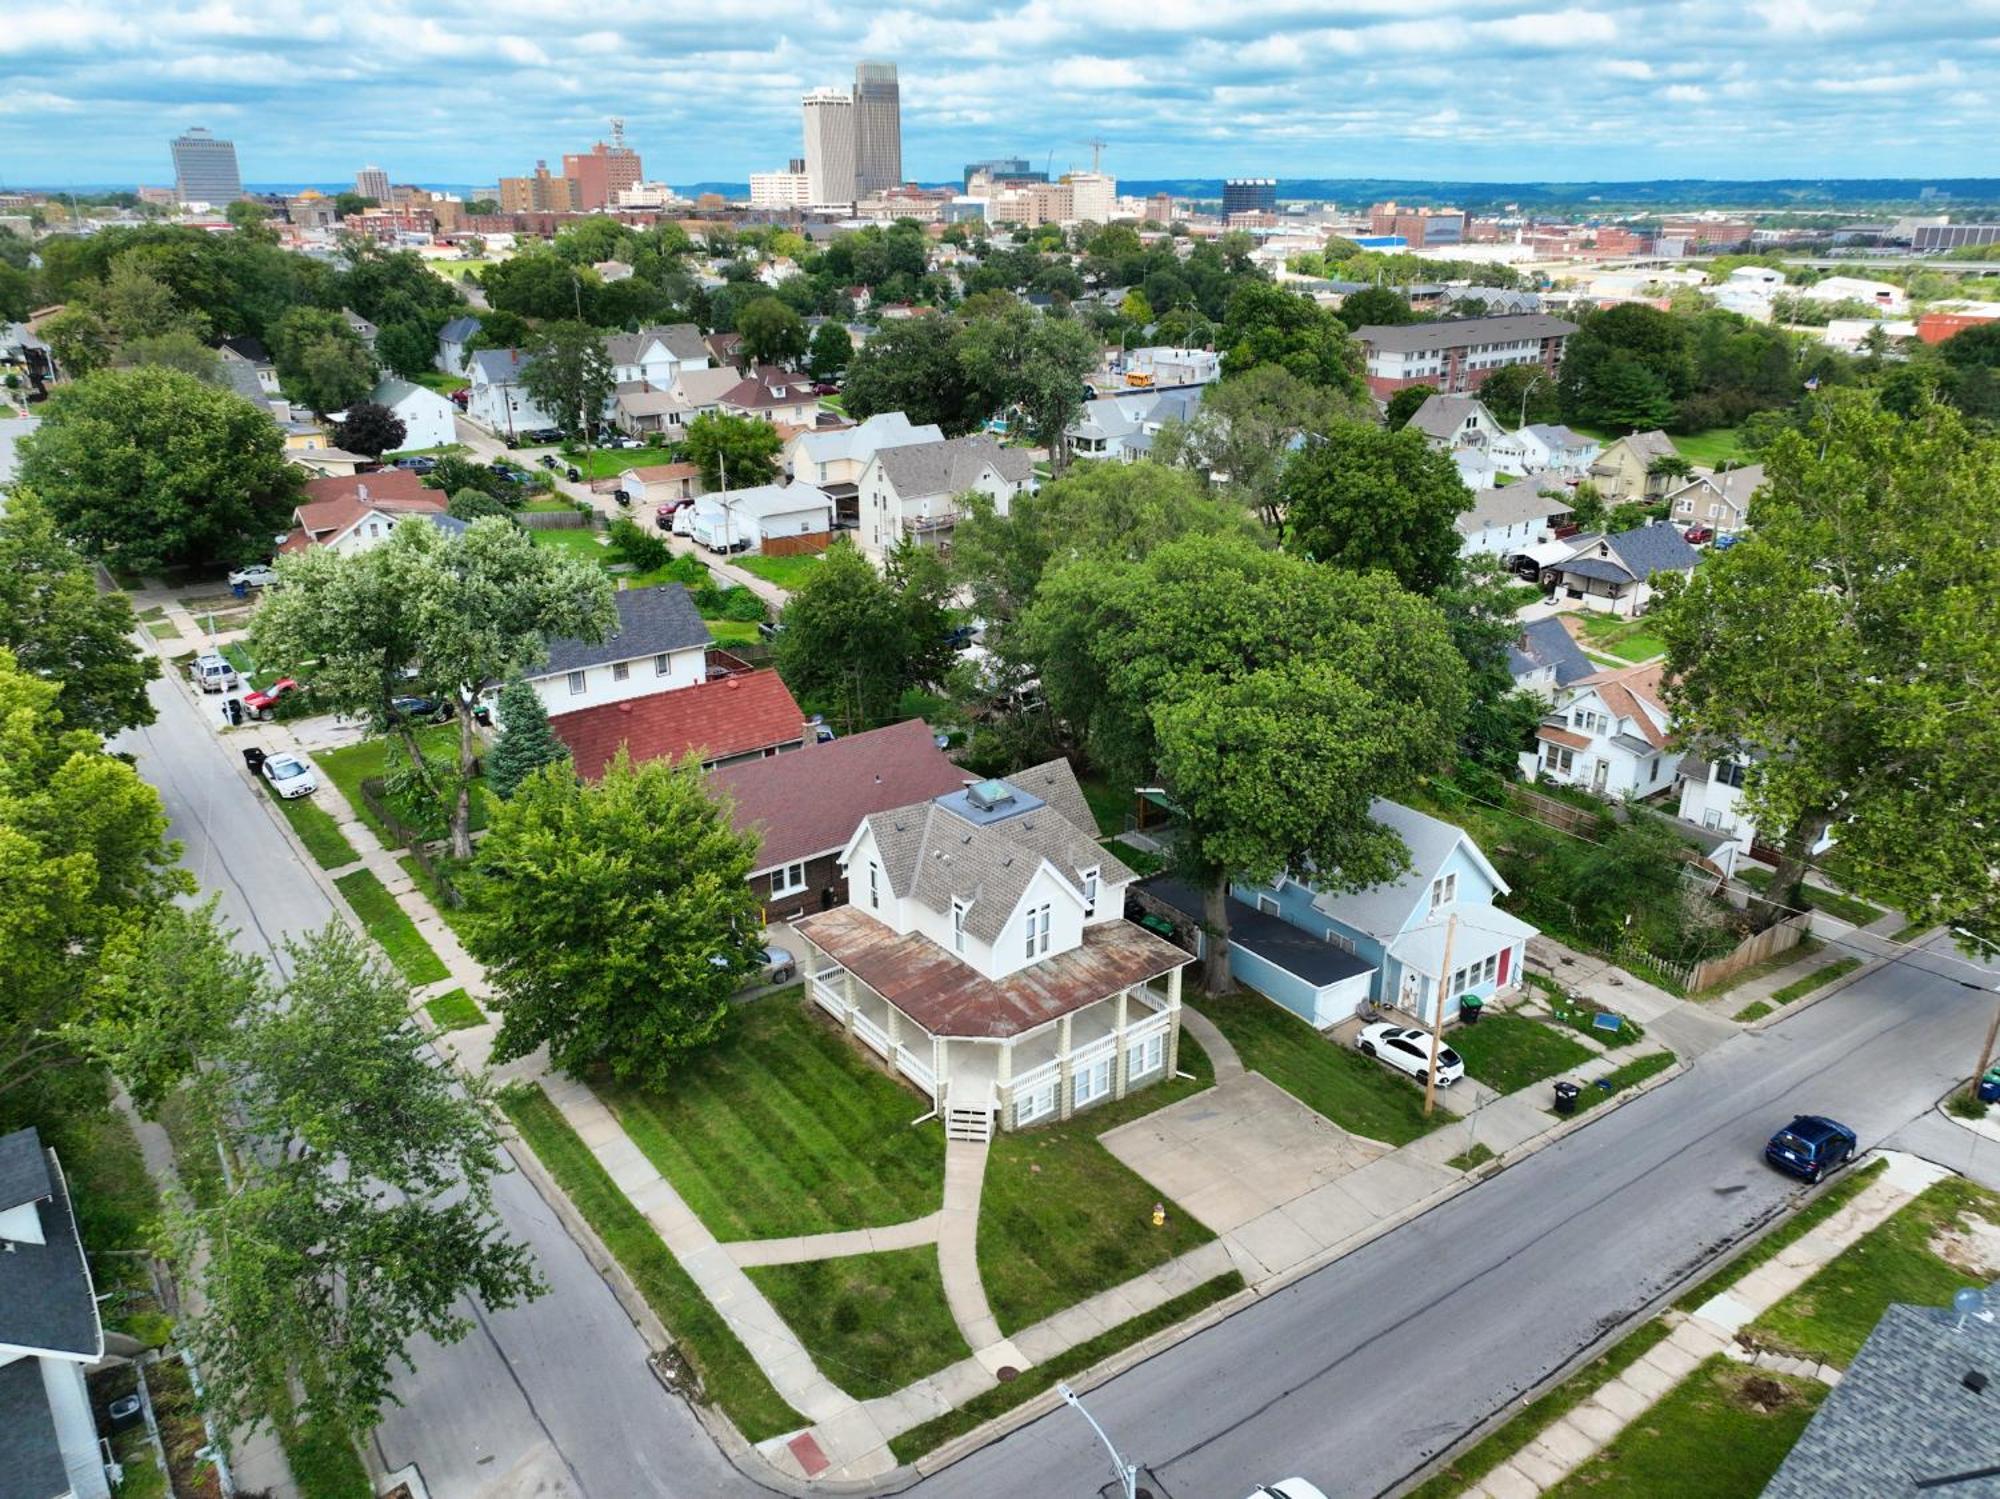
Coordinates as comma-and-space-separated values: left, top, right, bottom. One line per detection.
1423, 911, 1459, 1118
1956, 927, 2000, 1090
1058, 1382, 1138, 1499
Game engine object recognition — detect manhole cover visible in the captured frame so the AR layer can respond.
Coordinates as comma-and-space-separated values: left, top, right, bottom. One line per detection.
995, 1365, 1020, 1382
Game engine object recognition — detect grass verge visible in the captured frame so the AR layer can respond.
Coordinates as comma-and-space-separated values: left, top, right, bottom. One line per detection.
333, 869, 449, 985
1191, 992, 1445, 1144
1449, 1142, 1497, 1171
314, 722, 474, 848
888, 1272, 1243, 1464
1694, 938, 1823, 1000
1402, 1319, 1675, 1499
1451, 1015, 1596, 1095
424, 987, 486, 1032
734, 553, 823, 591
1673, 1157, 1887, 1314
498, 1082, 805, 1441
1734, 1001, 1774, 1023
1543, 1356, 1824, 1499
1887, 920, 1931, 945
747, 1247, 971, 1400
1747, 1174, 2000, 1367
1737, 867, 1885, 929
599, 991, 944, 1240
260, 781, 360, 870
1555, 1051, 1677, 1116
1769, 956, 1861, 1006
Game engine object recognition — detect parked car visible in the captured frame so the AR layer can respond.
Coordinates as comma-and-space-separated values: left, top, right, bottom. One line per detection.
227, 563, 279, 589
1713, 533, 1742, 550
242, 678, 301, 720
606, 434, 645, 449
260, 750, 318, 799
763, 945, 797, 984
1683, 525, 1714, 544
811, 381, 839, 396
449, 388, 469, 409
523, 427, 564, 445
1244, 1483, 1330, 1499
1765, 1115, 1857, 1183
393, 455, 438, 474
656, 498, 692, 528
189, 653, 240, 693
1355, 1022, 1464, 1088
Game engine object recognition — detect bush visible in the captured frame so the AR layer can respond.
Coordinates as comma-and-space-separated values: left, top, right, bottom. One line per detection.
608, 516, 669, 572
1948, 1088, 1988, 1120
720, 585, 766, 622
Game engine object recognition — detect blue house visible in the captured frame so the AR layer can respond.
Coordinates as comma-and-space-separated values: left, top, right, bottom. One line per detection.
1148, 799, 1537, 1028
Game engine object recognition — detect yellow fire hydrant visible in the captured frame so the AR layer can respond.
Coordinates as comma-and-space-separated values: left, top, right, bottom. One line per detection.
1150, 1202, 1166, 1229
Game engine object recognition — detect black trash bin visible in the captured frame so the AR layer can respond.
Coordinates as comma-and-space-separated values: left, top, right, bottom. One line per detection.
241, 745, 267, 774
1553, 1080, 1581, 1115
223, 697, 244, 726
1460, 995, 1485, 1026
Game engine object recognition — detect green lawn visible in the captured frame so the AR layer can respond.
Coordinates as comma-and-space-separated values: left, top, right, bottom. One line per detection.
1749, 1174, 1998, 1368
261, 780, 360, 870
1571, 612, 1667, 664
1404, 1320, 1675, 1499
1736, 867, 1886, 928
333, 868, 450, 985
220, 641, 278, 690
734, 554, 823, 591
397, 853, 469, 935
1449, 1142, 1497, 1172
706, 616, 760, 645
1450, 1015, 1596, 1094
314, 723, 481, 848
1888, 920, 1932, 945
424, 987, 486, 1032
1733, 1000, 1775, 1023
888, 1272, 1242, 1463
1559, 1051, 1676, 1115
1673, 427, 1746, 467
747, 1247, 970, 1400
1543, 1357, 1823, 1499
1546, 990, 1647, 1048
1770, 956, 1862, 1006
409, 371, 468, 395
1674, 1158, 1887, 1314
1190, 992, 1446, 1145
1696, 938, 1823, 999
575, 448, 674, 480
519, 495, 578, 514
978, 1035, 1221, 1336
1076, 775, 1136, 836
599, 991, 945, 1240
531, 526, 614, 563
498, 1083, 805, 1441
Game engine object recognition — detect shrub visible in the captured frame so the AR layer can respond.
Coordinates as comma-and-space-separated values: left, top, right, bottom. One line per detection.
1948, 1088, 1988, 1120
720, 586, 766, 622
608, 516, 669, 572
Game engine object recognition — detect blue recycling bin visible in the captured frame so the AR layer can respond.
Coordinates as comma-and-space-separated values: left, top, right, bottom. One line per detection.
1978, 1070, 2000, 1104
231, 580, 248, 599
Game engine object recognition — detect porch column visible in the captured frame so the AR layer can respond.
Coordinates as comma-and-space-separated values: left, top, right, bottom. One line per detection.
933, 1034, 947, 1105
996, 1040, 1013, 1122
1166, 965, 1184, 1076
1056, 1014, 1075, 1121
1112, 988, 1131, 1100
841, 969, 858, 1034
884, 1004, 901, 1056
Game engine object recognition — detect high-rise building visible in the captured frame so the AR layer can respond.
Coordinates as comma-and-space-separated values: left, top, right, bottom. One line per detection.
1063, 171, 1116, 224
564, 130, 643, 212
1223, 179, 1278, 218
802, 87, 858, 207
355, 165, 390, 202
499, 161, 580, 214
964, 157, 1039, 189
852, 62, 902, 196
170, 127, 243, 204
750, 171, 812, 209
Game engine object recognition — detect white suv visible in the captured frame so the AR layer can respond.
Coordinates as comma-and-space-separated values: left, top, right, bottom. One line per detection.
189, 653, 240, 693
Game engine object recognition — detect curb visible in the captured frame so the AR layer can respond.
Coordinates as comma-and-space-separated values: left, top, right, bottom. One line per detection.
1744, 943, 1894, 1033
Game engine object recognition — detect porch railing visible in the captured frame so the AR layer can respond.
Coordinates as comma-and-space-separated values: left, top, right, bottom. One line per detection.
852, 1010, 890, 1058
809, 971, 846, 1018
896, 1046, 935, 1093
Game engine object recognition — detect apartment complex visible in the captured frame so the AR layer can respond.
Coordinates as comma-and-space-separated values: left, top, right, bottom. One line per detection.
499, 161, 581, 213
750, 165, 812, 208
1351, 314, 1579, 399
1368, 202, 1467, 248
354, 164, 390, 201
565, 136, 644, 211
853, 62, 902, 195
170, 126, 243, 203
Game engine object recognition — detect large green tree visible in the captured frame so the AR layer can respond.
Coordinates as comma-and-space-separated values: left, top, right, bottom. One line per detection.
1021, 536, 1467, 988
774, 539, 953, 734
956, 307, 1100, 473
1280, 421, 1470, 593
463, 752, 764, 1086
1218, 280, 1365, 395
518, 320, 615, 438
841, 315, 985, 435
1655, 395, 2000, 942
332, 400, 406, 458
1477, 364, 1561, 428
1334, 286, 1415, 331
1559, 304, 1693, 431
0, 491, 160, 734
807, 321, 852, 384
270, 305, 376, 415
19, 365, 303, 572
735, 296, 809, 367
1149, 363, 1362, 533
684, 411, 782, 491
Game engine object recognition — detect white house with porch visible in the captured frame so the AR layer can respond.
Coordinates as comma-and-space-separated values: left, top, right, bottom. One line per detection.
791, 760, 1192, 1142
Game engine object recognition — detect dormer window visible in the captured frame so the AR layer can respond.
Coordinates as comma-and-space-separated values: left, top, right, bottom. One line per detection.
952, 899, 967, 953
868, 862, 880, 910
1081, 867, 1099, 918
1430, 872, 1457, 911
1024, 902, 1051, 959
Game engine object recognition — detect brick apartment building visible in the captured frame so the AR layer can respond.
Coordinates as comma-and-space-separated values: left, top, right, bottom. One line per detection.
564, 140, 644, 212
1351, 313, 1580, 400
1368, 202, 1469, 248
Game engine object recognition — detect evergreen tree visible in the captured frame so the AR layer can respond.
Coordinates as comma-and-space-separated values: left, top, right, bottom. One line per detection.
486, 679, 570, 799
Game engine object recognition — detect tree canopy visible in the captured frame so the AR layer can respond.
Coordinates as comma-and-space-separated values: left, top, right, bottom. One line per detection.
684, 411, 783, 491
486, 678, 571, 799
956, 306, 1100, 473
270, 305, 377, 415
1218, 281, 1366, 395
519, 319, 614, 439
736, 297, 809, 367
332, 400, 406, 458
1149, 363, 1363, 533
774, 539, 953, 734
841, 315, 986, 435
1280, 421, 1470, 594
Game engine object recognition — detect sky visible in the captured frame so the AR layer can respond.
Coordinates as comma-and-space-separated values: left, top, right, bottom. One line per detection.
3, 0, 1999, 189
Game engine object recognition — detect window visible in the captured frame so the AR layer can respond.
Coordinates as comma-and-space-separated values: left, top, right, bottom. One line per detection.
1481, 953, 1499, 985
1325, 929, 1356, 954
1429, 872, 1457, 911
566, 670, 587, 696
1716, 761, 1747, 789
1015, 1080, 1058, 1127
1082, 868, 1099, 918
612, 660, 630, 682
951, 899, 967, 954
1024, 902, 1051, 959
1131, 1032, 1166, 1079
1702, 809, 1723, 831
867, 863, 880, 910
1257, 893, 1280, 917
1073, 1055, 1113, 1108
1543, 745, 1575, 775
1650, 756, 1662, 783
655, 653, 672, 677
770, 862, 805, 898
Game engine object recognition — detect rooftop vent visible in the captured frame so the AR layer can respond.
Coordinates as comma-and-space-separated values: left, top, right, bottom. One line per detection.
965, 778, 1016, 813
1967, 1370, 1990, 1395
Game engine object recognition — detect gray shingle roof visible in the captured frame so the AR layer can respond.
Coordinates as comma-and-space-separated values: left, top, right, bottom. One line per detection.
1556, 521, 1700, 584
0, 1129, 102, 1359
468, 348, 531, 383
1307, 799, 1501, 940
871, 435, 1035, 500
1523, 422, 1593, 449
1763, 1299, 2000, 1498
217, 357, 272, 406
0, 1127, 50, 1211
1458, 485, 1571, 535
1516, 617, 1594, 688
535, 584, 712, 677
1352, 314, 1580, 355
438, 315, 481, 345
1406, 394, 1492, 442
0, 1358, 67, 1499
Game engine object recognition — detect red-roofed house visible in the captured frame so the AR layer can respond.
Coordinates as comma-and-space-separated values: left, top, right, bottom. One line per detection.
718, 366, 820, 426
550, 668, 811, 779
709, 719, 966, 920
276, 471, 450, 556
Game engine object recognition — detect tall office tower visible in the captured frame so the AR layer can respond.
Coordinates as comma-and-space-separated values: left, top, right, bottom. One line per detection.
852, 61, 902, 195
1064, 171, 1116, 224
170, 127, 243, 204
564, 125, 643, 211
1223, 178, 1278, 218
355, 165, 391, 201
802, 88, 859, 206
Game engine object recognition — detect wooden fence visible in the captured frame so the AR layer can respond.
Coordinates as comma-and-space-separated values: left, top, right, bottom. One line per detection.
1513, 786, 1602, 837
514, 508, 593, 530
1681, 910, 1812, 993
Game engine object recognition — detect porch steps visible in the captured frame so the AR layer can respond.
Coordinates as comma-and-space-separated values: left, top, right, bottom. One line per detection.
945, 1105, 994, 1143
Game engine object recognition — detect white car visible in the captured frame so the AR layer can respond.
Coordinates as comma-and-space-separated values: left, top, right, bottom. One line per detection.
189, 652, 240, 693
228, 563, 279, 589
1355, 1021, 1464, 1088
260, 751, 318, 799
1245, 1482, 1331, 1499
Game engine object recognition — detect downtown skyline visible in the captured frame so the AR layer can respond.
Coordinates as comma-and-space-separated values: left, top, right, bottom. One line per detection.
4, 0, 2000, 189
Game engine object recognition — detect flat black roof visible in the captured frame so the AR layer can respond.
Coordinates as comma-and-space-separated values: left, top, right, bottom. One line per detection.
1146, 878, 1375, 989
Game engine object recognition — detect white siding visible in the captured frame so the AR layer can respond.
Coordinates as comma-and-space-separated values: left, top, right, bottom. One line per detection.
525, 643, 706, 715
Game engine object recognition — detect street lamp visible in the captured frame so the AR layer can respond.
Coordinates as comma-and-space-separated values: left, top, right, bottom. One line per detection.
1058, 1382, 1140, 1499
1517, 374, 1545, 430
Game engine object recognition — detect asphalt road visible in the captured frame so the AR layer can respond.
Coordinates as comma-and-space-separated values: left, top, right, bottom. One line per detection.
120, 669, 1998, 1499
116, 673, 748, 1499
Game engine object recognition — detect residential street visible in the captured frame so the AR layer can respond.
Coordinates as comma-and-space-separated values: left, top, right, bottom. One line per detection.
119, 664, 1996, 1499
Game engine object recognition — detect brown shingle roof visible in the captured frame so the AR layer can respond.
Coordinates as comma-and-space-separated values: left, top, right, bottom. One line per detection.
549, 669, 808, 779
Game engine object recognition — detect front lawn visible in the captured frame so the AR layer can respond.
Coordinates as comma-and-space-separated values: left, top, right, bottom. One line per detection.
1673, 427, 1746, 467
706, 616, 761, 645
333, 868, 450, 985
574, 447, 676, 480
1735, 867, 1885, 929
220, 641, 277, 690
261, 780, 360, 871
424, 987, 486, 1032
397, 853, 469, 935
409, 372, 468, 395
531, 526, 613, 563
746, 1247, 970, 1400
734, 553, 823, 591
314, 723, 484, 848
599, 991, 945, 1240
1189, 992, 1445, 1145
1571, 612, 1667, 664
1558, 1050, 1677, 1115
1543, 986, 1647, 1049
498, 1083, 805, 1441
1543, 1357, 1823, 1499
978, 1035, 1220, 1335
1450, 1014, 1596, 1094
1748, 1174, 1998, 1368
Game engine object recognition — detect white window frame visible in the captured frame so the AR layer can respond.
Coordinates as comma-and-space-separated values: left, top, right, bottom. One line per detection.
1131, 1031, 1166, 1079
1081, 867, 1099, 918
1036, 903, 1052, 955
1015, 1080, 1058, 1127
612, 660, 630, 682
868, 862, 880, 910
1073, 1055, 1113, 1108
655, 652, 672, 676
770, 862, 806, 898
1543, 744, 1575, 775
951, 898, 967, 954
1430, 872, 1457, 911
566, 670, 587, 696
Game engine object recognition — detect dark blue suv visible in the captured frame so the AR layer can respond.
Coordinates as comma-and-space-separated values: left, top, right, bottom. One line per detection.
1765, 1115, 1858, 1183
